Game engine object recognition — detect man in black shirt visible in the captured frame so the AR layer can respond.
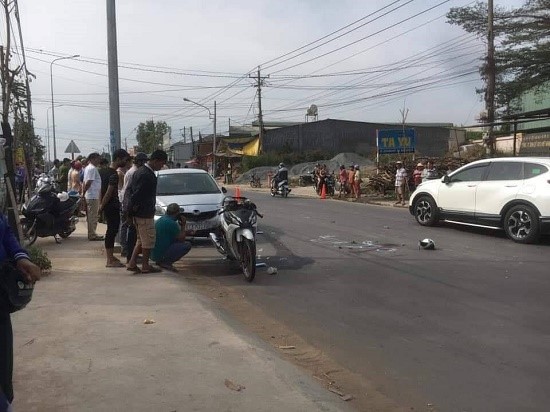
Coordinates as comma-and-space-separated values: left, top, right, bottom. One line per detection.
98, 149, 130, 268
126, 150, 168, 274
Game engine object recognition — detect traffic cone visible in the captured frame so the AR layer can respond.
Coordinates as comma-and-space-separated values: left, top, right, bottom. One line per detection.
235, 186, 241, 198
320, 183, 326, 199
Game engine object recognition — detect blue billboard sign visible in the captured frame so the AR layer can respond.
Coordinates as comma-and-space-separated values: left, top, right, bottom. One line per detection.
376, 128, 416, 154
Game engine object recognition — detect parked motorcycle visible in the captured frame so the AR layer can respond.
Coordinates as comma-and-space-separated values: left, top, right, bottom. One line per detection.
298, 172, 315, 187
270, 179, 291, 198
249, 173, 262, 188
21, 178, 80, 246
209, 197, 263, 282
315, 173, 335, 196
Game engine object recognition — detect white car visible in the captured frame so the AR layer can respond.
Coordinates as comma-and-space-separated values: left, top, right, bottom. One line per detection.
409, 157, 550, 243
155, 168, 226, 236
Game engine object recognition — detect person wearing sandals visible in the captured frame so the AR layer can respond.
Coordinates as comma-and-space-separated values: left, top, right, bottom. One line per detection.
126, 150, 168, 274
151, 203, 193, 272
82, 153, 104, 241
98, 149, 130, 268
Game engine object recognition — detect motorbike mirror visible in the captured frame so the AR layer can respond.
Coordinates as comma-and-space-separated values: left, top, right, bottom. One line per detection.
221, 187, 227, 193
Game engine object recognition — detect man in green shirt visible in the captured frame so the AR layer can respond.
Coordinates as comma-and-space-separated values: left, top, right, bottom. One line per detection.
151, 203, 192, 272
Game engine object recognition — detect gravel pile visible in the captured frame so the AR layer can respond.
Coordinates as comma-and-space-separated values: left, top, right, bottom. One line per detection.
235, 153, 374, 184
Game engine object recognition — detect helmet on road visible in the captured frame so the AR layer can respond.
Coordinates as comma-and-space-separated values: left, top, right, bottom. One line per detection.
418, 238, 435, 250
279, 163, 285, 168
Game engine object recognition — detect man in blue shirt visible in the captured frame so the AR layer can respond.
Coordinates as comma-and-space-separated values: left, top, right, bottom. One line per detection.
151, 203, 192, 272
0, 214, 41, 411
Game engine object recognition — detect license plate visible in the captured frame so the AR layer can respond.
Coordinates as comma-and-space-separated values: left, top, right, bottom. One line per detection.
186, 221, 211, 231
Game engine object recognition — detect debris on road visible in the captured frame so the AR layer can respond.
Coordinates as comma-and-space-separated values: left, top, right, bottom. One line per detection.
278, 345, 296, 350
224, 378, 246, 392
267, 266, 278, 275
143, 319, 156, 324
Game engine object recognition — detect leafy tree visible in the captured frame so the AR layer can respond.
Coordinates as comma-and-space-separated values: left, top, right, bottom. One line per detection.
447, 0, 550, 114
135, 120, 171, 154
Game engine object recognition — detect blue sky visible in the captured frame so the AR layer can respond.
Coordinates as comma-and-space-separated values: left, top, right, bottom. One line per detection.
11, 0, 525, 157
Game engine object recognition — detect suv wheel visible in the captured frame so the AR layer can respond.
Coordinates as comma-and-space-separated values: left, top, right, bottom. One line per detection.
504, 205, 541, 244
414, 195, 439, 226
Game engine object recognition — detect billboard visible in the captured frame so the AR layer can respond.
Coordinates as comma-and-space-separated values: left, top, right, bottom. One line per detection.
376, 128, 416, 154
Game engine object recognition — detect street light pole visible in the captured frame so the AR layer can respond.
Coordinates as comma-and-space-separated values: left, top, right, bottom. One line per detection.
183, 98, 217, 177
50, 54, 79, 161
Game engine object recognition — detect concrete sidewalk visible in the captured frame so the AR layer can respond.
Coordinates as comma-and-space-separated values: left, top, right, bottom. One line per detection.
11, 223, 351, 412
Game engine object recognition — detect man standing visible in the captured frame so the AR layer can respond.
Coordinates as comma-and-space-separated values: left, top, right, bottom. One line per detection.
82, 153, 104, 241
151, 203, 192, 272
49, 159, 60, 183
58, 158, 71, 192
120, 152, 148, 260
98, 149, 130, 268
126, 150, 167, 274
394, 160, 408, 206
1, 214, 41, 411
14, 163, 26, 204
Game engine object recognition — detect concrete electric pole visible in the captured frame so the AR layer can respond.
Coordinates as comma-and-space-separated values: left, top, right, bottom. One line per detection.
106, 0, 121, 152
486, 0, 496, 155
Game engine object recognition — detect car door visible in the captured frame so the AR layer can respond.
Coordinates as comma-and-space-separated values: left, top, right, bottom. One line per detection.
437, 163, 489, 222
474, 161, 523, 226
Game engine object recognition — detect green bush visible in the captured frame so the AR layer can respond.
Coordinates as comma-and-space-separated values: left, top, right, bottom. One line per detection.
27, 245, 52, 272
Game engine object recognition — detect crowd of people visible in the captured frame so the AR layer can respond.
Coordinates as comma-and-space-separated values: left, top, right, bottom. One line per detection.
1, 149, 197, 410
393, 160, 438, 206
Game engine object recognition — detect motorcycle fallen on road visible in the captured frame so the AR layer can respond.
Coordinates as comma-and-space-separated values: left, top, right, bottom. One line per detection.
209, 196, 263, 282
249, 173, 262, 188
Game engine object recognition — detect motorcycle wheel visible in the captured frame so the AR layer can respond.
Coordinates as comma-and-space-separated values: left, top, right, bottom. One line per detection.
58, 229, 73, 239
21, 220, 38, 247
240, 238, 256, 282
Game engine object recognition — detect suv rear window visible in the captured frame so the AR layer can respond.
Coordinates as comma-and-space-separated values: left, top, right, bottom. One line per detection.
524, 163, 549, 179
486, 162, 523, 181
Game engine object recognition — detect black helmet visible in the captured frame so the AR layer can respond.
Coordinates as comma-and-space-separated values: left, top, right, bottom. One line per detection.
0, 262, 34, 313
279, 163, 285, 168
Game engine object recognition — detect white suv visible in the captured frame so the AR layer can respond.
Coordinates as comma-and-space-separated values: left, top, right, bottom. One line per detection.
409, 157, 550, 243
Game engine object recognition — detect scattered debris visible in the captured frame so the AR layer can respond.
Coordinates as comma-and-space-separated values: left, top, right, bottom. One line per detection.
22, 338, 35, 347
328, 387, 345, 396
340, 394, 354, 401
224, 378, 246, 392
278, 345, 296, 350
267, 266, 278, 275
143, 319, 156, 324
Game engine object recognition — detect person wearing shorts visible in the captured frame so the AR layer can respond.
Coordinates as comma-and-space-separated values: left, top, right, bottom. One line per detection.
126, 150, 167, 274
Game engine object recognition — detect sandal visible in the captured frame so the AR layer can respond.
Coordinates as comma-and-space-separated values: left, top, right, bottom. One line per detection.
126, 266, 141, 273
158, 263, 178, 273
140, 266, 162, 274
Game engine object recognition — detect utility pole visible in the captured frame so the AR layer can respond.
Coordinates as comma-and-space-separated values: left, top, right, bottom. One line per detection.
106, 0, 121, 152
486, 0, 496, 156
250, 67, 269, 153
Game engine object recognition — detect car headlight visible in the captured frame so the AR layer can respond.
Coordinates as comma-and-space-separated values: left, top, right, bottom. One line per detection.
155, 205, 166, 216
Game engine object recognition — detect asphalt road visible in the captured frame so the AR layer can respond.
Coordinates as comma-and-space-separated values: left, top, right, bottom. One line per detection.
185, 192, 550, 411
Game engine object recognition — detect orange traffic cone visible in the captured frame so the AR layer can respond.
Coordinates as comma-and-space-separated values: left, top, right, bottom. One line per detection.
235, 186, 241, 198
320, 183, 326, 199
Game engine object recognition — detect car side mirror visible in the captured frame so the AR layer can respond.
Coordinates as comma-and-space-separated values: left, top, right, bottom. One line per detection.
221, 187, 227, 193
442, 175, 450, 184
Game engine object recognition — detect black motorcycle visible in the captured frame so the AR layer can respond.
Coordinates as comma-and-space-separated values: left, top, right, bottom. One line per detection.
21, 187, 81, 246
316, 173, 335, 196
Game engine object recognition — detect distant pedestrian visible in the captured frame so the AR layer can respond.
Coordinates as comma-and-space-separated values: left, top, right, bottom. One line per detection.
98, 149, 130, 268
126, 150, 168, 274
347, 165, 356, 198
82, 153, 104, 241
49, 159, 60, 183
14, 163, 26, 204
394, 161, 407, 206
68, 161, 83, 194
413, 163, 424, 189
338, 165, 348, 198
422, 161, 437, 180
58, 158, 71, 192
353, 165, 362, 199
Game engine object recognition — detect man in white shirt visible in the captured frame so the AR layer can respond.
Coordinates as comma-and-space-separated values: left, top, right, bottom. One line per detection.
82, 153, 104, 241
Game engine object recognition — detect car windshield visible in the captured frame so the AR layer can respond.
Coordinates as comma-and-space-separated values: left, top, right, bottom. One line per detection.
157, 173, 220, 195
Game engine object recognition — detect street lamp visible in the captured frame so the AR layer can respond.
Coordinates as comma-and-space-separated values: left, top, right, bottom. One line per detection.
50, 54, 79, 161
183, 97, 217, 177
